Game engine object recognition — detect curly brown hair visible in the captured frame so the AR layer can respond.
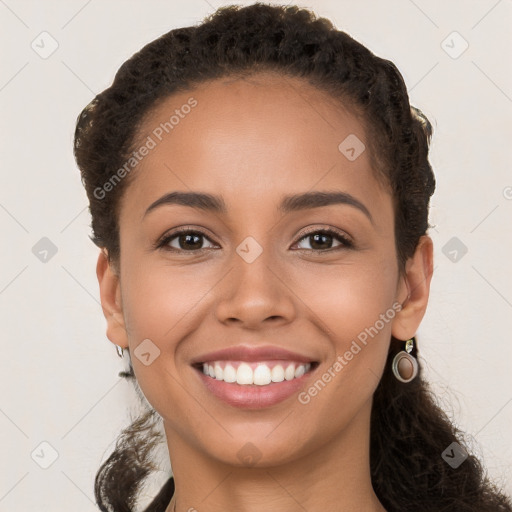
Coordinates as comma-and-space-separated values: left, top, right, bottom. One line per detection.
73, 3, 512, 511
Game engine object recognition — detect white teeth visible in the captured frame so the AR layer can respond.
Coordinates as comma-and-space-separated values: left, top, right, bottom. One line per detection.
223, 363, 237, 383
271, 365, 285, 383
253, 364, 272, 386
284, 364, 295, 381
295, 363, 311, 378
236, 363, 253, 385
201, 361, 312, 386
294, 365, 305, 378
214, 363, 223, 380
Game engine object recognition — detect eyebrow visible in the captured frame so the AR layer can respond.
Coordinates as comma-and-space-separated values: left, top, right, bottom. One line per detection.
143, 190, 373, 222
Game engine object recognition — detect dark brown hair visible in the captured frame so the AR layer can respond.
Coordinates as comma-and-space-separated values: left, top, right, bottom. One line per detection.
73, 3, 512, 511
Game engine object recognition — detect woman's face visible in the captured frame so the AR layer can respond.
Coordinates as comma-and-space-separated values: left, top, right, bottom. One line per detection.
101, 72, 419, 467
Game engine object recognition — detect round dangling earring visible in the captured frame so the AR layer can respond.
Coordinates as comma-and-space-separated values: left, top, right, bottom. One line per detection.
391, 337, 418, 383
115, 345, 124, 358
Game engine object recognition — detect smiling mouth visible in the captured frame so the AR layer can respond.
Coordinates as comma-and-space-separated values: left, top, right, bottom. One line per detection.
193, 360, 319, 386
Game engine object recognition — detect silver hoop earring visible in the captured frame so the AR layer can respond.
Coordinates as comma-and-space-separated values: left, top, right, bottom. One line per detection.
391, 338, 418, 383
115, 345, 124, 358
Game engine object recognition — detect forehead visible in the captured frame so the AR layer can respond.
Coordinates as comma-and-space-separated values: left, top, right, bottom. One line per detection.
122, 71, 390, 218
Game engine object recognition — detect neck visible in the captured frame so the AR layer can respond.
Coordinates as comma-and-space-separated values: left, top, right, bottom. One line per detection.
164, 399, 385, 512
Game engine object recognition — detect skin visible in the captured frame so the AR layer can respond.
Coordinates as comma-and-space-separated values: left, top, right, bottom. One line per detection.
96, 71, 433, 512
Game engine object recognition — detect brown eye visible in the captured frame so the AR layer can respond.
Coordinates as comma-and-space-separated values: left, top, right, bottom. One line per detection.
158, 229, 217, 252
294, 228, 353, 252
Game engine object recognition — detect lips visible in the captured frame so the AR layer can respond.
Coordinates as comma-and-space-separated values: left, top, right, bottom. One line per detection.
191, 344, 316, 365
191, 345, 319, 408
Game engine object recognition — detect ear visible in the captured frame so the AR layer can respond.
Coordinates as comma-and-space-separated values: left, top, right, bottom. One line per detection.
96, 249, 128, 349
392, 235, 434, 340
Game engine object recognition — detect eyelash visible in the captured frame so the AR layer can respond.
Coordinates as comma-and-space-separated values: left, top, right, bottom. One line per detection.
155, 226, 354, 254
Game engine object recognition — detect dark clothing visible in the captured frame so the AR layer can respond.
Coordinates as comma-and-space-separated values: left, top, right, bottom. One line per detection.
143, 477, 175, 512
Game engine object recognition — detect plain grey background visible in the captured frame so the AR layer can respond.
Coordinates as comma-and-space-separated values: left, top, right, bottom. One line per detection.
1, 0, 511, 510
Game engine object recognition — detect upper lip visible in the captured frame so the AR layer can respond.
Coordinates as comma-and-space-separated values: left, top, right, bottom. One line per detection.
191, 345, 317, 365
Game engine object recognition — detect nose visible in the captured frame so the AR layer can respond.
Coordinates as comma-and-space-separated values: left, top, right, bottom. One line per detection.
214, 247, 297, 331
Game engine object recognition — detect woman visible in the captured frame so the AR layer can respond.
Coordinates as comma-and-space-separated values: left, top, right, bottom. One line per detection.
73, 3, 512, 511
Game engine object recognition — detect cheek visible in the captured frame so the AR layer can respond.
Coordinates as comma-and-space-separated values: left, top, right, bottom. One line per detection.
120, 258, 213, 340
118, 257, 216, 403
294, 257, 399, 338
291, 258, 399, 396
